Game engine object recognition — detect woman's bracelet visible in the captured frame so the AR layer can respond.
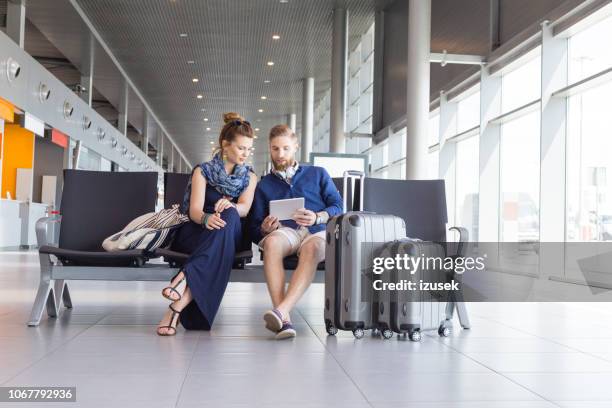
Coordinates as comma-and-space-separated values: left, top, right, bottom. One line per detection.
200, 213, 211, 228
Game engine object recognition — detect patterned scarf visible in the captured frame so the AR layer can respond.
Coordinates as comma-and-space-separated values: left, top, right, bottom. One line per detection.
272, 161, 299, 184
181, 154, 252, 213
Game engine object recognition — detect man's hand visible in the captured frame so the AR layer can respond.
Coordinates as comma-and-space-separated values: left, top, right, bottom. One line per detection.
293, 208, 317, 227
214, 197, 234, 213
261, 215, 280, 235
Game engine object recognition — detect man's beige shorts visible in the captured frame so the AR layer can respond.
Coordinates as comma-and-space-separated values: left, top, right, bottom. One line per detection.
258, 227, 326, 256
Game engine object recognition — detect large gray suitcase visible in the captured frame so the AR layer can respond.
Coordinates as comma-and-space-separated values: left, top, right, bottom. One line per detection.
324, 172, 406, 339
376, 230, 471, 341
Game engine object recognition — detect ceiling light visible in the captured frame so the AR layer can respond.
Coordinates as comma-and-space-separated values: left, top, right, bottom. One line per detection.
258, 109, 264, 113
192, 78, 199, 83
280, 0, 289, 3
179, 33, 188, 38
255, 128, 260, 131
272, 34, 280, 40
266, 61, 274, 66
206, 127, 211, 131
210, 141, 214, 144
204, 118, 209, 122
38, 83, 51, 102
187, 60, 195, 64
201, 108, 206, 112
197, 94, 203, 99
264, 80, 271, 84
6, 58, 21, 81
254, 135, 258, 139
260, 96, 267, 100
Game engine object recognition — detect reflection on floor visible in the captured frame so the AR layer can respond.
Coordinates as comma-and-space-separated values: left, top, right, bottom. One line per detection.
2, 250, 612, 408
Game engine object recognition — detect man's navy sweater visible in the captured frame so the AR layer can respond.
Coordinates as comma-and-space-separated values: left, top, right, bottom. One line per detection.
248, 165, 343, 244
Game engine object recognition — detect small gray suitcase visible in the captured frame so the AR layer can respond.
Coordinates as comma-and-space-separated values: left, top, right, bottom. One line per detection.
376, 229, 471, 341
375, 239, 451, 341
324, 171, 406, 339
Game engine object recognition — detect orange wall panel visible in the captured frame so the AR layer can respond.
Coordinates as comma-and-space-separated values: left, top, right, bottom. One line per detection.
0, 98, 15, 123
1, 124, 35, 200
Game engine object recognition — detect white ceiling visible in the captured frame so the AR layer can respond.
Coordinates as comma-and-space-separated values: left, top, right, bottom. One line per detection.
26, 0, 377, 170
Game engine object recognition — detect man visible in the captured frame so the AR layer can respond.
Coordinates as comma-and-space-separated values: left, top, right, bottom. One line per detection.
249, 124, 343, 339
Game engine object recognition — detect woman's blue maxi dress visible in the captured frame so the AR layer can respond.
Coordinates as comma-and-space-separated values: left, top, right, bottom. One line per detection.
171, 183, 242, 330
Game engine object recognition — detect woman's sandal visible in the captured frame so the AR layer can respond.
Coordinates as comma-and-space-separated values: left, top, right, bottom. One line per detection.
161, 272, 185, 301
157, 304, 181, 336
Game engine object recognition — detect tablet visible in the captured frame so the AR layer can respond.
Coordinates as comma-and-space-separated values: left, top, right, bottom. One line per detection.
269, 197, 305, 221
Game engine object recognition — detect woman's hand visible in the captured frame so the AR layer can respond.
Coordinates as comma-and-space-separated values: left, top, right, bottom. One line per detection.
205, 212, 227, 230
214, 197, 235, 213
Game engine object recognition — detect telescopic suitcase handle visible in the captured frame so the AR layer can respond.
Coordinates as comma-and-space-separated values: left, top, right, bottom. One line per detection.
342, 170, 365, 212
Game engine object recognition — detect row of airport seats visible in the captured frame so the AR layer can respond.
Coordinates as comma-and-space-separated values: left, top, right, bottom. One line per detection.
27, 169, 449, 326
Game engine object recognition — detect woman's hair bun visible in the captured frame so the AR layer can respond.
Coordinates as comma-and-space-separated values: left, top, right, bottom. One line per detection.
223, 112, 244, 124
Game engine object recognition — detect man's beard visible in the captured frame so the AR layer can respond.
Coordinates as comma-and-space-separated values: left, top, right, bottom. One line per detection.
272, 156, 295, 171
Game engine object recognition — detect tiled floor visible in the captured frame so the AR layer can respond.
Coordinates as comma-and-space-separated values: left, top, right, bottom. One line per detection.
2, 250, 612, 407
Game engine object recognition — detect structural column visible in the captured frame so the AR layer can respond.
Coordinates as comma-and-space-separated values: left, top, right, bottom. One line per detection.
72, 140, 82, 169
286, 113, 296, 132
142, 110, 152, 157
438, 92, 458, 228
169, 144, 175, 173
405, 0, 431, 179
7, 0, 26, 49
157, 130, 164, 168
372, 10, 385, 134
118, 79, 129, 136
80, 32, 95, 107
539, 21, 568, 278
330, 7, 348, 153
301, 77, 314, 163
478, 65, 502, 243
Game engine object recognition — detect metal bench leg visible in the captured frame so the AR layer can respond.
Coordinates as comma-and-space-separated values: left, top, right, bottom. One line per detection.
450, 287, 471, 329
27, 253, 58, 327
445, 299, 455, 321
455, 301, 471, 329
445, 296, 471, 330
54, 280, 73, 309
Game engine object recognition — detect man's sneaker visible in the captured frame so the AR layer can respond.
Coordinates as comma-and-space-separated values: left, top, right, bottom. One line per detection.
275, 321, 297, 340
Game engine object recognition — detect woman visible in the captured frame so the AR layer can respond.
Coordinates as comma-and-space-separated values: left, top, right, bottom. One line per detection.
157, 112, 257, 335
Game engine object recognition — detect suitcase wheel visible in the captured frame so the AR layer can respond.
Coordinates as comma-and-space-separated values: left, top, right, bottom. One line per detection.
409, 331, 421, 342
438, 326, 451, 337
326, 324, 338, 336
381, 329, 393, 340
371, 328, 380, 337
352, 328, 365, 339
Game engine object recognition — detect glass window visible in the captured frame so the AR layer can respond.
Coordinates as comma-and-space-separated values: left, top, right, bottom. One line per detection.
501, 49, 541, 113
455, 136, 480, 241
568, 13, 612, 85
499, 111, 540, 242
429, 113, 440, 146
388, 128, 406, 164
358, 137, 371, 154
567, 80, 612, 241
456, 87, 480, 134
370, 142, 388, 173
387, 164, 403, 180
359, 94, 373, 129
347, 105, 360, 132
428, 150, 439, 180
101, 157, 112, 172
